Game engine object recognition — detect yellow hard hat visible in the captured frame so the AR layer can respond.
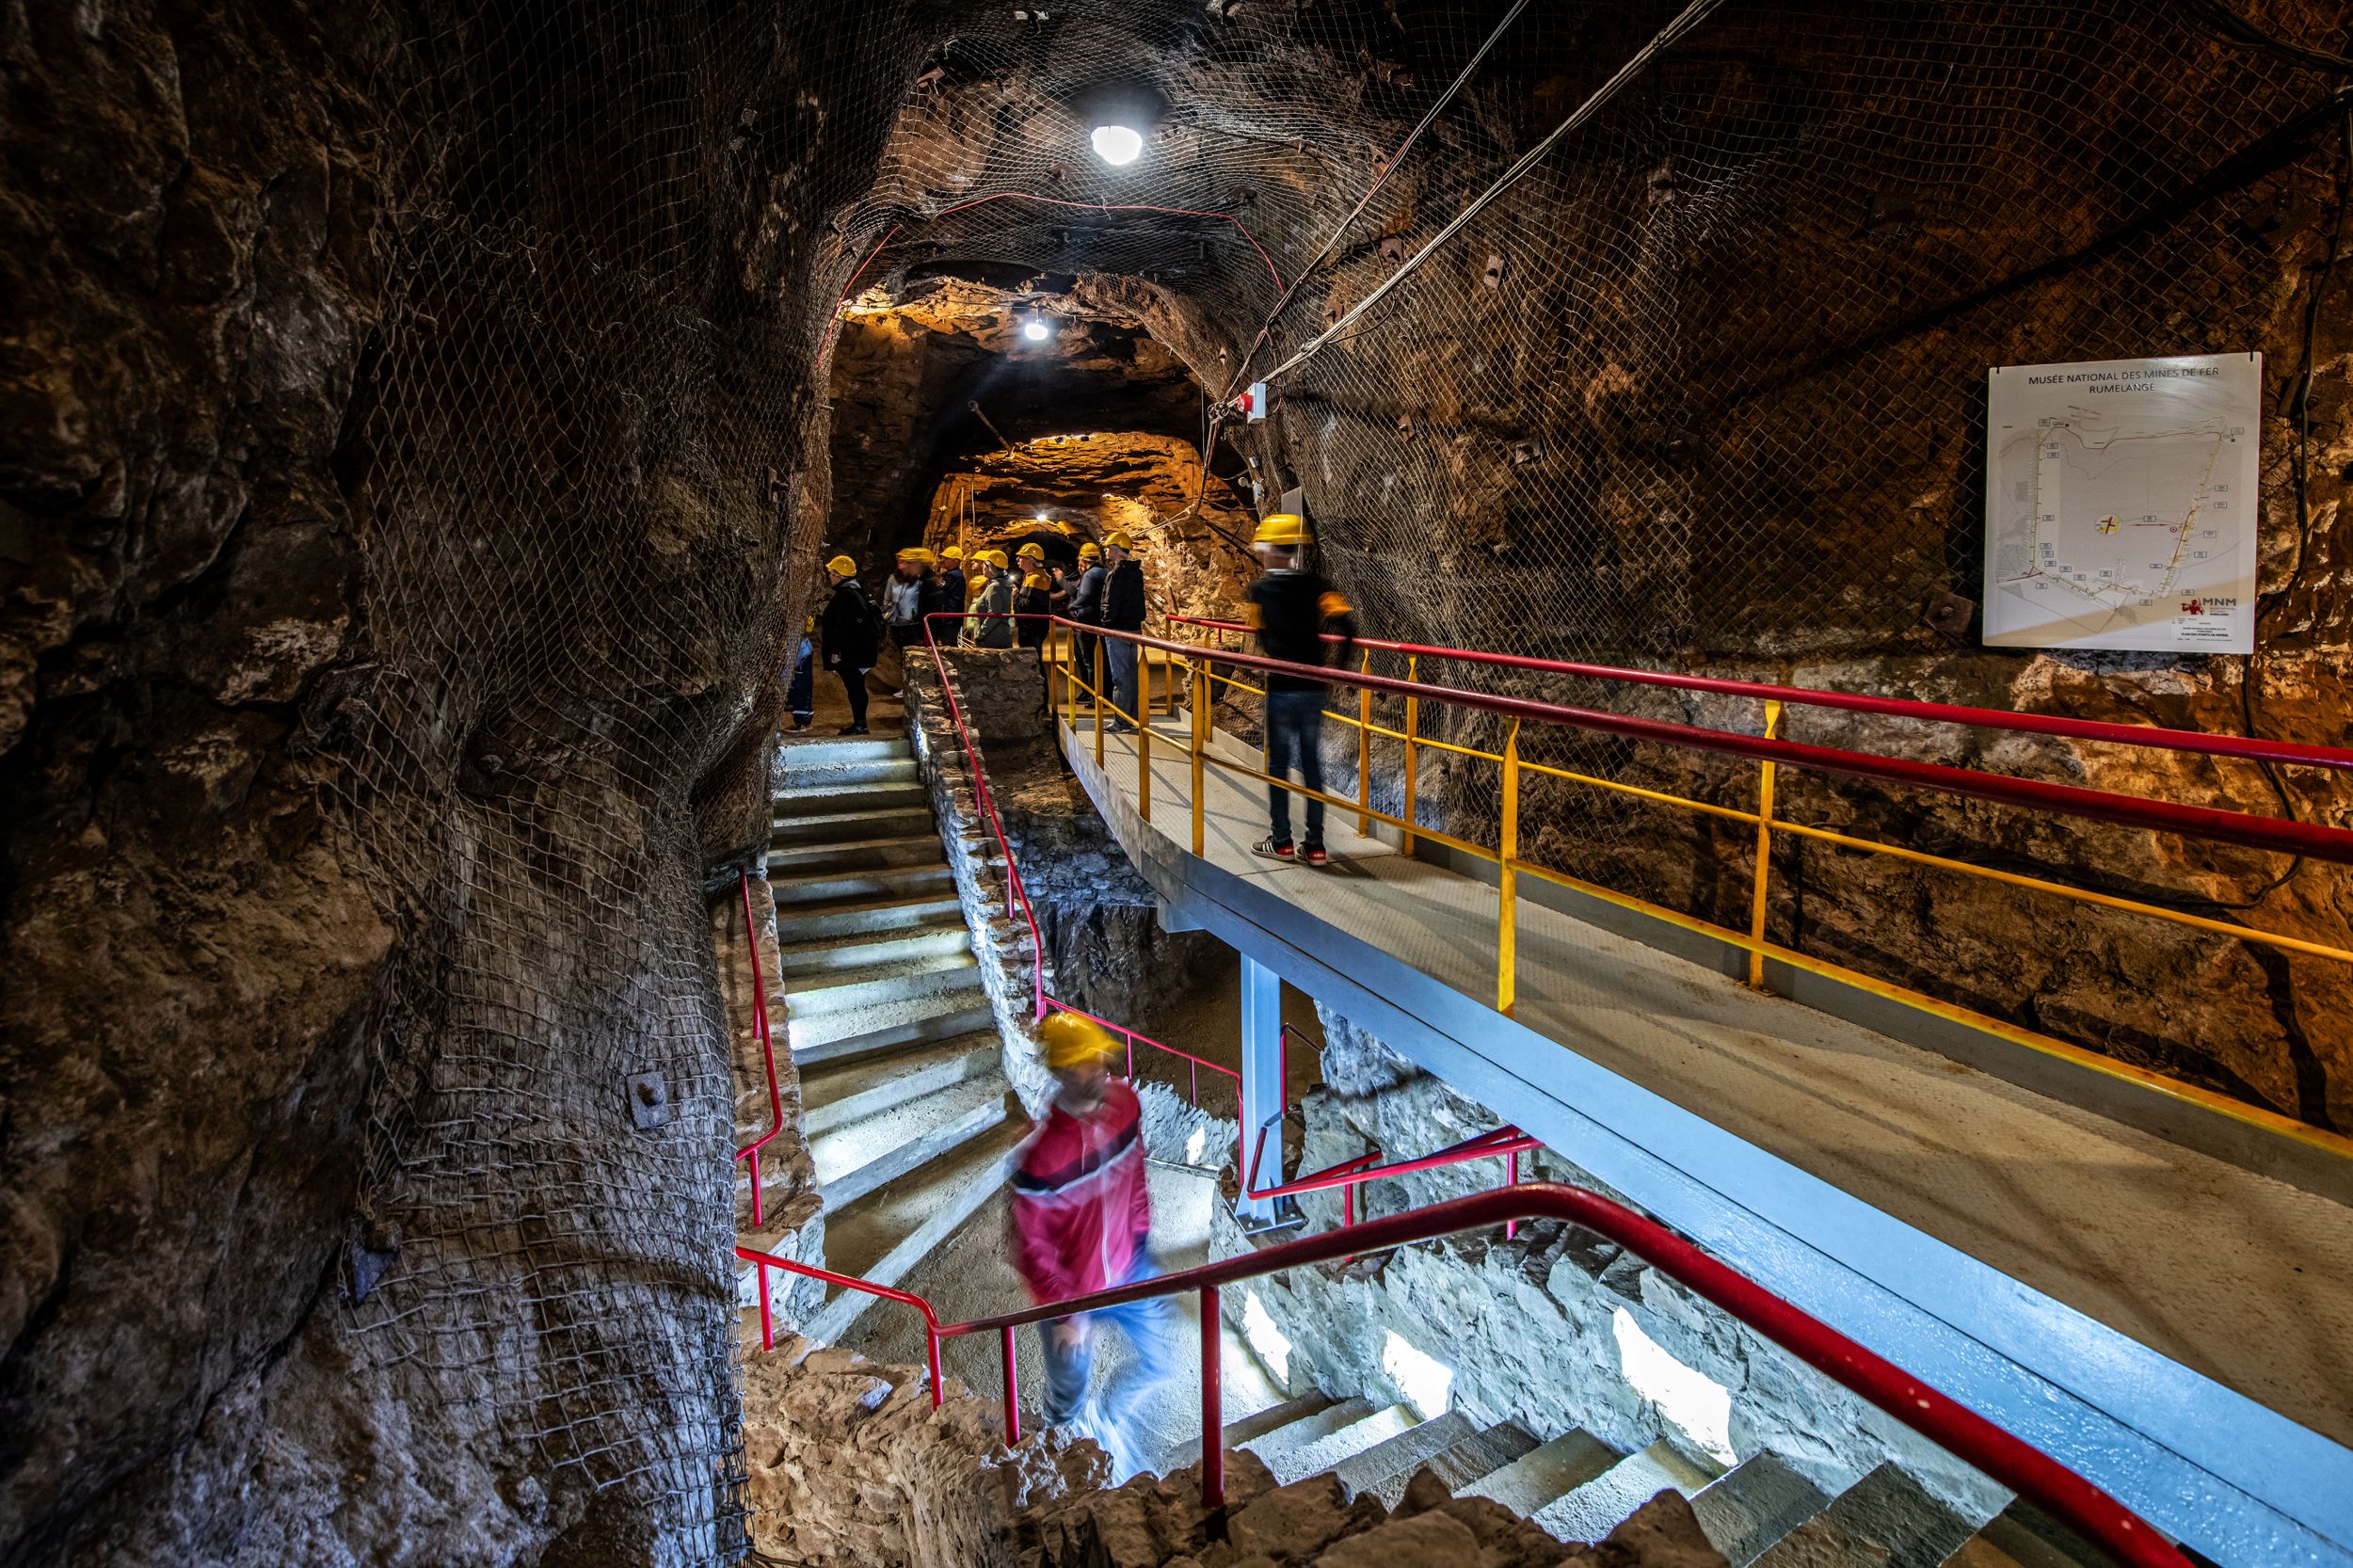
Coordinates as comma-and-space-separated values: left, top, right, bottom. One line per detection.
1016, 542, 1046, 561
1254, 513, 1308, 548
1102, 531, 1135, 550
897, 545, 936, 564
941, 545, 964, 561
1078, 542, 1102, 559
825, 554, 857, 576
1038, 1010, 1121, 1070
977, 548, 1011, 569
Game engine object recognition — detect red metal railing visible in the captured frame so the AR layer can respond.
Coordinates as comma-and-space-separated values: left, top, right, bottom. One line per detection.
739, 1182, 2195, 1568
1165, 615, 2353, 776
1121, 620, 2353, 863
914, 609, 1241, 1103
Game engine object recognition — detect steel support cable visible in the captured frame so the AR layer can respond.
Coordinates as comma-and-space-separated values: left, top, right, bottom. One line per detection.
1218, 0, 1533, 403
1249, 0, 1726, 392
2167, 0, 2353, 73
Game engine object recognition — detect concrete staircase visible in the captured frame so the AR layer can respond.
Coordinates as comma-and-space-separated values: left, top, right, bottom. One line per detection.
1141, 1393, 2108, 1568
740, 733, 1024, 1347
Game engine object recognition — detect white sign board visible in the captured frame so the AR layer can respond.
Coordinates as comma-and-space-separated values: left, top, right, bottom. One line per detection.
1983, 352, 2260, 653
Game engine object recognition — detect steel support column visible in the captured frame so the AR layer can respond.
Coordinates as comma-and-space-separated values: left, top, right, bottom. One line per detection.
1237, 952, 1282, 1222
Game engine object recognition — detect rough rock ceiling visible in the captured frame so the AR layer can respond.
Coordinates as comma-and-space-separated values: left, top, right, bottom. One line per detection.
824, 280, 1210, 570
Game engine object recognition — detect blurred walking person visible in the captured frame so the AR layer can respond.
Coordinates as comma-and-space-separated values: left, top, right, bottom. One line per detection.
1010, 1013, 1174, 1481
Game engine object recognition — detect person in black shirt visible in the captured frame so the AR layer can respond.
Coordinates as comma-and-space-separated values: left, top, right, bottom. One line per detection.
1068, 540, 1105, 707
1241, 514, 1356, 865
1099, 531, 1147, 733
820, 553, 880, 735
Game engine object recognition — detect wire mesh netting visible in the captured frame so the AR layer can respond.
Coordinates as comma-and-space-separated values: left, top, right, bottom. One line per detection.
325, 0, 2348, 1558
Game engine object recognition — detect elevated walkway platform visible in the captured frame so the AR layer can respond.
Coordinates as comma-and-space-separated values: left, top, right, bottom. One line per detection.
1061, 712, 2353, 1568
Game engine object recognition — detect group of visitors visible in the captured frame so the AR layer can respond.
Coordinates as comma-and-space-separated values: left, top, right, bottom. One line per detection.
796, 512, 1353, 874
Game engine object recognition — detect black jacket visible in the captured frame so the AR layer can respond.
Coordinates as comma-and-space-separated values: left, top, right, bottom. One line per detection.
1070, 565, 1105, 625
822, 579, 880, 669
1102, 561, 1146, 632
1245, 568, 1356, 692
1016, 575, 1053, 648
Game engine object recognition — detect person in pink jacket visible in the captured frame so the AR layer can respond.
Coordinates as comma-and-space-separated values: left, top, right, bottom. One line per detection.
1009, 1012, 1174, 1479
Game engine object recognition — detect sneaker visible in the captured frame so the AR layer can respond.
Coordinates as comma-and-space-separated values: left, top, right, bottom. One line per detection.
1251, 837, 1296, 862
838, 724, 870, 736
1107, 720, 1136, 735
790, 719, 813, 733
1303, 844, 1328, 866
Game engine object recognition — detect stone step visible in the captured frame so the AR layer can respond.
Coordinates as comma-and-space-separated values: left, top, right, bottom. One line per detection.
778, 755, 921, 789
1690, 1452, 1832, 1567
772, 863, 955, 910
1238, 1397, 1379, 1476
765, 833, 944, 877
1369, 1420, 1541, 1509
1531, 1439, 1724, 1545
1462, 1427, 1620, 1518
808, 1074, 1009, 1210
776, 736, 908, 769
771, 888, 963, 943
776, 921, 971, 977
769, 804, 936, 848
1753, 1463, 1977, 1568
805, 1117, 1030, 1344
1261, 1402, 1417, 1486
801, 1032, 1001, 1136
1161, 1393, 1339, 1472
782, 951, 979, 1017
787, 990, 996, 1067
1328, 1409, 1479, 1501
774, 778, 928, 816
1941, 1502, 2107, 1568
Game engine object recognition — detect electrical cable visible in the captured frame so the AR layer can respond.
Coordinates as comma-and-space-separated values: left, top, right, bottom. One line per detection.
2167, 0, 2353, 74
2224, 97, 2353, 908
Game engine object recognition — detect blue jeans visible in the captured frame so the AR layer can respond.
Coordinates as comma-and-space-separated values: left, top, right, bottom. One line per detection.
1266, 688, 1326, 846
786, 638, 813, 722
1039, 1256, 1176, 1479
1106, 638, 1139, 726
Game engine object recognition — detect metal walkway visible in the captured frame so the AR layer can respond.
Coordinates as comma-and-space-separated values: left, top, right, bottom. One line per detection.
1062, 712, 2353, 1568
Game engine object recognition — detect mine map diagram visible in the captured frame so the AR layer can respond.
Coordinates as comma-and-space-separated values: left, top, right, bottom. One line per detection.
1984, 354, 2259, 653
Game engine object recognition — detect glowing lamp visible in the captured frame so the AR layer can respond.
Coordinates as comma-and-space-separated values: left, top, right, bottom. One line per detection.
1090, 124, 1144, 166
1022, 318, 1051, 343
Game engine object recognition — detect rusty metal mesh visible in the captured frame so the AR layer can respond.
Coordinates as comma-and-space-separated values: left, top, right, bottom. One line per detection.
321, 0, 2346, 1558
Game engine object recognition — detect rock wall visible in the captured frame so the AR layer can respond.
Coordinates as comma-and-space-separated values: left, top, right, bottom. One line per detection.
1217, 1015, 2008, 1522
742, 1336, 1103, 1568
0, 0, 919, 1560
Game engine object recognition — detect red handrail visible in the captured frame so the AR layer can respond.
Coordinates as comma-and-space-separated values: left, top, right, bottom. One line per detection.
735, 870, 784, 1225
1164, 615, 2353, 775
740, 1183, 2194, 1568
1096, 620, 2353, 864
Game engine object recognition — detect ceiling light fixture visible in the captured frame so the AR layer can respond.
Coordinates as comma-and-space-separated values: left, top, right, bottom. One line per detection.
1022, 318, 1051, 342
1090, 123, 1144, 166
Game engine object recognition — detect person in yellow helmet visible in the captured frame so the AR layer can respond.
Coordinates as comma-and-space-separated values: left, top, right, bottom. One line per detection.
819, 554, 880, 734
964, 548, 1016, 648
938, 545, 968, 618
1244, 513, 1356, 865
1009, 1012, 1171, 1480
1099, 532, 1146, 733
1014, 543, 1058, 708
1069, 541, 1107, 700
886, 546, 940, 652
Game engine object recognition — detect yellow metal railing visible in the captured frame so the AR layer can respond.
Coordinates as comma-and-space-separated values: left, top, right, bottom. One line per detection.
1044, 617, 2353, 1164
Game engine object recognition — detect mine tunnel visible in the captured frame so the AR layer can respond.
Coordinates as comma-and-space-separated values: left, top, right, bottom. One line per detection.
7, 2, 2353, 1565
